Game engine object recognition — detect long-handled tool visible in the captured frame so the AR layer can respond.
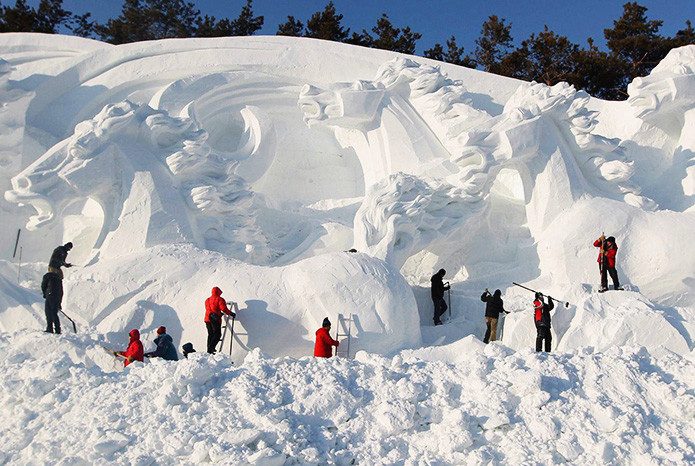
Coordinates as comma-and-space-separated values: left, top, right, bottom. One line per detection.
59, 309, 77, 333
446, 282, 452, 318
512, 282, 570, 308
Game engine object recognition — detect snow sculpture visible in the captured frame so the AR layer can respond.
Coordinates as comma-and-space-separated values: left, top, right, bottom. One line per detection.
301, 57, 653, 266
354, 173, 485, 268
5, 100, 269, 262
628, 45, 695, 203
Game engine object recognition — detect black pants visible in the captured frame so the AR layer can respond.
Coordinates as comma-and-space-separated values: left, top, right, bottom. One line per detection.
206, 320, 221, 354
45, 300, 61, 334
536, 326, 551, 352
433, 297, 447, 324
600, 265, 620, 290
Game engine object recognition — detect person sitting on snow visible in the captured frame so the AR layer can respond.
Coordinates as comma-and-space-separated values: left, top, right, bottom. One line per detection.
533, 293, 554, 353
48, 242, 73, 279
430, 269, 450, 326
114, 329, 144, 367
481, 288, 508, 343
204, 287, 235, 354
182, 342, 196, 359
314, 317, 340, 358
144, 326, 179, 361
593, 234, 623, 292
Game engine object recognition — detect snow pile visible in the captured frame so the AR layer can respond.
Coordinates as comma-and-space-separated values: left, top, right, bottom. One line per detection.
0, 331, 693, 464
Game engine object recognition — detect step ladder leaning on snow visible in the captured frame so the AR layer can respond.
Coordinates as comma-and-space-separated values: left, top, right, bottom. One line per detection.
334, 313, 353, 358
218, 301, 240, 356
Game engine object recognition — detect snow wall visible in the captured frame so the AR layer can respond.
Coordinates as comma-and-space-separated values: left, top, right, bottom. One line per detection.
0, 34, 694, 358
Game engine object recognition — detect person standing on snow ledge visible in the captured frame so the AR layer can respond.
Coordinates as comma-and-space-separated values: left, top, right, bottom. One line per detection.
481, 289, 508, 343
144, 326, 179, 361
314, 317, 339, 358
114, 329, 144, 367
533, 293, 554, 352
41, 271, 63, 334
593, 234, 623, 292
204, 287, 234, 354
431, 269, 450, 326
48, 242, 73, 279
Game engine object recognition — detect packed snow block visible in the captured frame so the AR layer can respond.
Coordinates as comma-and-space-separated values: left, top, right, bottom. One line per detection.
556, 292, 689, 353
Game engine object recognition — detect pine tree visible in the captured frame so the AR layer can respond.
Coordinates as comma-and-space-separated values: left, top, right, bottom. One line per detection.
0, 0, 71, 33
474, 15, 514, 74
305, 1, 350, 42
227, 0, 263, 36
604, 2, 669, 81
358, 14, 421, 55
70, 12, 95, 38
277, 16, 304, 37
425, 36, 475, 67
672, 19, 695, 47
572, 38, 627, 100
510, 26, 579, 86
97, 0, 200, 44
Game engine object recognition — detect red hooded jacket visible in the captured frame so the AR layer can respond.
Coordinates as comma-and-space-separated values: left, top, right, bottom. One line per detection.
593, 239, 618, 268
122, 329, 144, 367
205, 287, 230, 323
314, 327, 339, 358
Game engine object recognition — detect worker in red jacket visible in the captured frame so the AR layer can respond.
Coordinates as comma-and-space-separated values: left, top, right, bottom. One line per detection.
593, 234, 623, 292
314, 317, 339, 358
533, 293, 554, 352
114, 329, 144, 367
204, 287, 233, 354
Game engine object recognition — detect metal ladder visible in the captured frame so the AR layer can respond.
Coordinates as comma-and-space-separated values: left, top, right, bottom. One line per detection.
219, 302, 239, 356
334, 313, 353, 358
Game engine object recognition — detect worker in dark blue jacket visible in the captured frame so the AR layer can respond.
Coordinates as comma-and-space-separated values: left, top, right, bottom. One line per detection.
144, 326, 179, 361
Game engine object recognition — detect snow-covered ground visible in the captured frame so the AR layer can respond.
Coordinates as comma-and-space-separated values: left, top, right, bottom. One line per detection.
1, 331, 692, 465
0, 33, 694, 463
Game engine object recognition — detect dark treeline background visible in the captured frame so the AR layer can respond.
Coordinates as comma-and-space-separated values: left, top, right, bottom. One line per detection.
1, 0, 693, 100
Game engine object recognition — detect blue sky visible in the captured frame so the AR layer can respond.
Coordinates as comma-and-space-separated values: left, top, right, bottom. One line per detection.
23, 0, 695, 53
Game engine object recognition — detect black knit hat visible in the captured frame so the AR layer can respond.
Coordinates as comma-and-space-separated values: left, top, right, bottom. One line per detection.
535, 292, 543, 299
322, 317, 331, 327
606, 236, 615, 243
65, 242, 73, 249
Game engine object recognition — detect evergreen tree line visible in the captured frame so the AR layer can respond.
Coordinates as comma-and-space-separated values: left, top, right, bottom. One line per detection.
1, 0, 693, 99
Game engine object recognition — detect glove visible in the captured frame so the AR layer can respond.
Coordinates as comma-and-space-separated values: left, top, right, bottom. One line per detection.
548, 296, 554, 302
65, 263, 73, 268
335, 341, 340, 347
230, 312, 237, 319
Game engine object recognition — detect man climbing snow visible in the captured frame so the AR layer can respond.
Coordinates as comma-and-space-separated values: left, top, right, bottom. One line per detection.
48, 242, 73, 278
114, 329, 144, 367
593, 234, 623, 292
431, 269, 450, 326
144, 326, 179, 361
314, 317, 340, 358
41, 271, 63, 334
204, 287, 234, 354
533, 293, 554, 352
481, 288, 508, 343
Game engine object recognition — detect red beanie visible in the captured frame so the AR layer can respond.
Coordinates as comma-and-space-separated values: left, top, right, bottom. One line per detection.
157, 326, 166, 335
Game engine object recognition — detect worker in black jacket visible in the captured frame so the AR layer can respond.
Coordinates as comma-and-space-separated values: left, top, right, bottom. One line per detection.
41, 271, 63, 334
481, 289, 508, 343
430, 269, 450, 325
533, 293, 554, 352
48, 242, 73, 278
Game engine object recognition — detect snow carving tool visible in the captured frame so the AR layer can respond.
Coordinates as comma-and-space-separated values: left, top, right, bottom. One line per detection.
512, 282, 570, 308
59, 309, 78, 333
447, 282, 452, 318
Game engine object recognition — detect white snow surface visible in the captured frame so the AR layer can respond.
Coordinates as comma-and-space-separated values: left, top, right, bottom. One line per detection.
0, 34, 694, 463
0, 331, 693, 465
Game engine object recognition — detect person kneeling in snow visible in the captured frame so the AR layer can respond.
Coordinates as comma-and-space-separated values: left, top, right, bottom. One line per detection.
144, 326, 179, 361
114, 329, 144, 367
314, 317, 339, 358
533, 293, 554, 352
204, 287, 235, 354
481, 288, 508, 343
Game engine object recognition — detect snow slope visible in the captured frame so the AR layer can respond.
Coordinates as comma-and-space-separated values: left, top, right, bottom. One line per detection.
0, 331, 692, 464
